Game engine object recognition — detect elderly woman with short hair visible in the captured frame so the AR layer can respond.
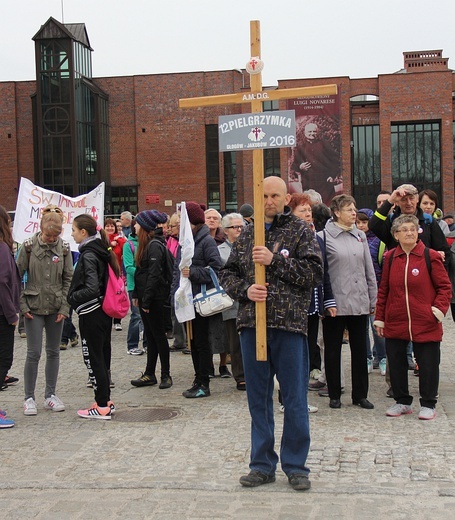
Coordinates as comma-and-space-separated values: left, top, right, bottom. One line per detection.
318, 194, 377, 410
218, 213, 245, 389
374, 214, 451, 420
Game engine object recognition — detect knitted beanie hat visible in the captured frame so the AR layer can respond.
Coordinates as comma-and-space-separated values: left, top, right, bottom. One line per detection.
185, 201, 206, 225
135, 210, 168, 232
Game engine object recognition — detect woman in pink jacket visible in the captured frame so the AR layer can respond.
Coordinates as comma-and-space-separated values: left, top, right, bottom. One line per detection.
374, 214, 451, 420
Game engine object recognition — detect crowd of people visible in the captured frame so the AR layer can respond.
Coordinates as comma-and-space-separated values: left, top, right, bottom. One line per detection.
0, 180, 452, 493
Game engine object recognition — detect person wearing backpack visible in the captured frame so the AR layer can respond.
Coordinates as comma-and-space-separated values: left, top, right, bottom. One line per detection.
130, 210, 174, 390
374, 215, 451, 420
16, 207, 73, 417
68, 214, 120, 420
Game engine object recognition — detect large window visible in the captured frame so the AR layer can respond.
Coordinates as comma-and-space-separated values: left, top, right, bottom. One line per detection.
391, 122, 441, 201
206, 125, 220, 208
224, 151, 237, 211
108, 186, 138, 216
263, 100, 281, 177
39, 40, 72, 195
352, 125, 381, 208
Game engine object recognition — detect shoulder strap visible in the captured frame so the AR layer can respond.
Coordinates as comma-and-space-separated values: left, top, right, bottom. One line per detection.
387, 248, 396, 280
377, 241, 386, 266
424, 247, 432, 275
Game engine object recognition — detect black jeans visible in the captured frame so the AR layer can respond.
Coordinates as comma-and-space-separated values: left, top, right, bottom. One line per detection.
139, 299, 170, 377
308, 313, 321, 372
190, 312, 213, 387
386, 338, 440, 408
79, 307, 112, 407
0, 315, 15, 385
323, 314, 369, 401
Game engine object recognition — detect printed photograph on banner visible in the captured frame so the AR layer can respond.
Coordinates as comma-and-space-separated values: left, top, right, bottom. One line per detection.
287, 94, 342, 206
12, 178, 105, 251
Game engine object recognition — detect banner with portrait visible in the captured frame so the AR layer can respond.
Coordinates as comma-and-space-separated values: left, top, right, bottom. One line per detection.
287, 94, 342, 206
12, 178, 105, 251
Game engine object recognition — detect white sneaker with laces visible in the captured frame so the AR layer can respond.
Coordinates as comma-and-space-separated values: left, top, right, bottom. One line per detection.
24, 397, 38, 416
308, 404, 318, 413
44, 394, 65, 412
114, 323, 122, 331
418, 407, 436, 420
386, 403, 412, 417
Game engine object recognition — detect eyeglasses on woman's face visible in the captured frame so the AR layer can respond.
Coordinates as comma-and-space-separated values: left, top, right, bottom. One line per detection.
225, 225, 244, 230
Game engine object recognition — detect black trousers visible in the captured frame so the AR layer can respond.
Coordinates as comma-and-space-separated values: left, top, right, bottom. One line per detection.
0, 315, 15, 385
139, 299, 170, 377
386, 338, 440, 409
79, 307, 112, 407
225, 318, 244, 383
308, 313, 321, 372
322, 314, 369, 401
190, 312, 213, 387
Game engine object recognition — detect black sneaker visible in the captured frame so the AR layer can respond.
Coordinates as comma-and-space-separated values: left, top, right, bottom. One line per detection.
131, 373, 158, 387
182, 384, 210, 398
4, 375, 19, 386
239, 470, 275, 487
209, 367, 216, 379
288, 473, 311, 491
159, 375, 173, 389
219, 365, 232, 378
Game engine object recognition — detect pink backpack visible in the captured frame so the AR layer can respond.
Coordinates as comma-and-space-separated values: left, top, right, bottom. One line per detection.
102, 264, 129, 319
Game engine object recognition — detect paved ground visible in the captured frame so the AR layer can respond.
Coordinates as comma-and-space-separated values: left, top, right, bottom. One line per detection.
1, 314, 455, 519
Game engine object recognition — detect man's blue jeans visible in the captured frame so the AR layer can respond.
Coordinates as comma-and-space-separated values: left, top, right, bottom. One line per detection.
127, 291, 146, 351
240, 327, 310, 477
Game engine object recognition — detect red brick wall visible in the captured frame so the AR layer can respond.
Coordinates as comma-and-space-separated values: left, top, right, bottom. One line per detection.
2, 67, 454, 215
0, 81, 35, 211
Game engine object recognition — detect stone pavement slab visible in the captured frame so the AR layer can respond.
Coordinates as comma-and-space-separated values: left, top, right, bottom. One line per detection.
1, 314, 455, 519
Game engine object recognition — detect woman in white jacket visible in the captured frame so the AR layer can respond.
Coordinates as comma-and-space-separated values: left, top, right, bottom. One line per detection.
318, 195, 377, 410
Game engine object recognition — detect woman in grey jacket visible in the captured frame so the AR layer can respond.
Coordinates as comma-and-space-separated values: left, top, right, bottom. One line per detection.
16, 207, 73, 416
318, 195, 377, 410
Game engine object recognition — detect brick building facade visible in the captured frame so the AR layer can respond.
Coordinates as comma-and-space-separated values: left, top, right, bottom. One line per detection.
1, 20, 454, 215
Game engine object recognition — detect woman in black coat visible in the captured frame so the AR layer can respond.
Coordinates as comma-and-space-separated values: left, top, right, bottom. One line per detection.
130, 210, 173, 390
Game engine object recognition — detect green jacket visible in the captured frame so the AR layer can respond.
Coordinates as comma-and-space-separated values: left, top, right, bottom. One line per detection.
16, 233, 73, 317
123, 236, 138, 292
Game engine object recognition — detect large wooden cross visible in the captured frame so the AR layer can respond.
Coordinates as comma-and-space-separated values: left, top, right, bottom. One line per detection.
180, 20, 337, 361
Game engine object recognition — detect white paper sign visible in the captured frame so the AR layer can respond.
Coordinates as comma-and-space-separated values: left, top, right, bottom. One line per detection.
12, 178, 105, 251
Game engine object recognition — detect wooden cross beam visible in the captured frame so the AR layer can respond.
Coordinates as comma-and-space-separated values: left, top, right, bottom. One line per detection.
179, 20, 337, 361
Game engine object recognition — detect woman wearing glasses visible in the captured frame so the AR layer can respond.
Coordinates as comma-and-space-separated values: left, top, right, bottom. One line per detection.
318, 195, 377, 410
374, 215, 451, 420
218, 213, 246, 389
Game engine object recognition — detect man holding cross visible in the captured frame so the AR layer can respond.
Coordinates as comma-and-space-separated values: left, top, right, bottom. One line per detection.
220, 176, 323, 491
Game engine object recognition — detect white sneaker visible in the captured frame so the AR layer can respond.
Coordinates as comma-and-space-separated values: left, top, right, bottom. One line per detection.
367, 359, 373, 373
418, 407, 436, 420
379, 358, 387, 376
114, 323, 122, 331
24, 397, 37, 416
44, 394, 65, 412
386, 403, 412, 417
308, 404, 318, 413
127, 348, 144, 356
279, 404, 285, 413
